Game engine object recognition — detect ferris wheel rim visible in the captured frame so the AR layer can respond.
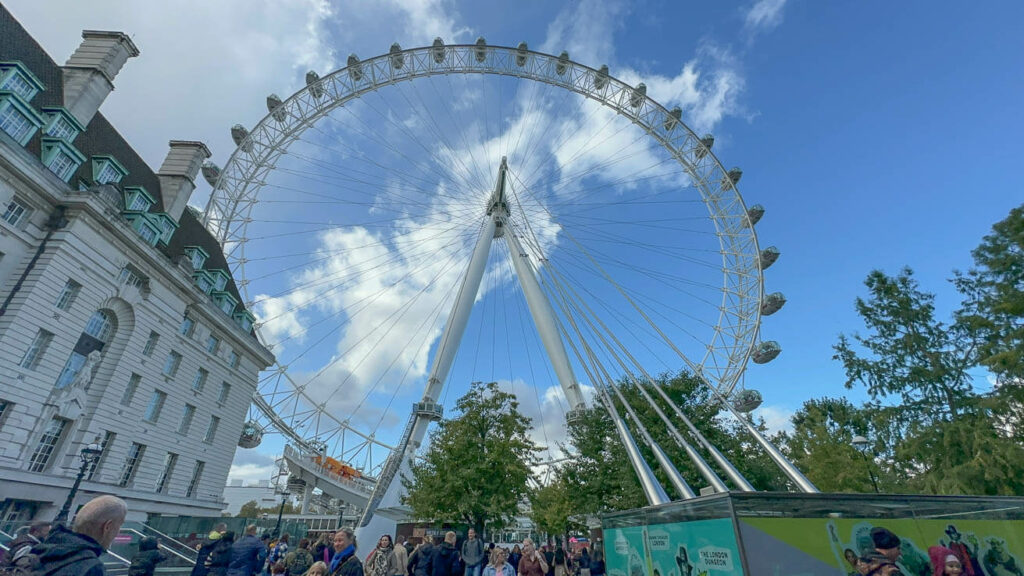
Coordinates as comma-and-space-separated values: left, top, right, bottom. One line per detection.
203, 41, 765, 459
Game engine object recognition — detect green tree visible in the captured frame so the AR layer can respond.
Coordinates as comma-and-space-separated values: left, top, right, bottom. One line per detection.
894, 394, 1024, 495
237, 500, 260, 518
782, 397, 883, 492
956, 204, 1024, 381
557, 370, 789, 517
529, 476, 583, 537
403, 381, 537, 532
558, 403, 645, 515
833, 268, 975, 419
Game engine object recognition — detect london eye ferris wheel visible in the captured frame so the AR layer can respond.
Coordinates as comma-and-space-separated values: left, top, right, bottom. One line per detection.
200, 38, 809, 527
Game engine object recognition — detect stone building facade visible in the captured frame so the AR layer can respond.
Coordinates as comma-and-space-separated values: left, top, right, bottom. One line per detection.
0, 7, 274, 523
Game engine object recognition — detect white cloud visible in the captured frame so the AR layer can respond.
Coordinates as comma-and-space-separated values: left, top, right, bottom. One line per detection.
744, 0, 788, 34
228, 449, 279, 484
754, 403, 795, 435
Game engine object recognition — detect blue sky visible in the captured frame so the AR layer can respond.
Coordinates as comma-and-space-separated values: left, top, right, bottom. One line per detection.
9, 0, 1023, 482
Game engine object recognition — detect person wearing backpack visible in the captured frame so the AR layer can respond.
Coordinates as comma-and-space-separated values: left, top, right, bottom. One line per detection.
286, 539, 315, 576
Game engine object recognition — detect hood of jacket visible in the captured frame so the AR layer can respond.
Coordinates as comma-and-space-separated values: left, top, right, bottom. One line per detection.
32, 524, 104, 565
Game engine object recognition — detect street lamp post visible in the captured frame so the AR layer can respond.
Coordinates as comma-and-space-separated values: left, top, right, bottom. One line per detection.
851, 435, 880, 494
54, 440, 103, 524
273, 491, 291, 537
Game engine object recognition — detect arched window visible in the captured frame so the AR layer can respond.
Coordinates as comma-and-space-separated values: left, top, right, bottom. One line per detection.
84, 310, 112, 341
55, 309, 116, 389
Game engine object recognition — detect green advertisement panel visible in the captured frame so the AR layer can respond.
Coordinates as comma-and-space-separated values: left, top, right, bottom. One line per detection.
605, 518, 744, 576
739, 517, 1024, 576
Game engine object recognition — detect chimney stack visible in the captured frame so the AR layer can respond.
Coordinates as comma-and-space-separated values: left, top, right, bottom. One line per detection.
62, 30, 140, 127
158, 141, 211, 222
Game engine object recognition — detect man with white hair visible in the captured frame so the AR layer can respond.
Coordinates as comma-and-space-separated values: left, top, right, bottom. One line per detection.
31, 494, 127, 576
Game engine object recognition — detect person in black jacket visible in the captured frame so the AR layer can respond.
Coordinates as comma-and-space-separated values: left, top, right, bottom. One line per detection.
193, 524, 228, 576
129, 537, 168, 576
432, 533, 460, 576
31, 495, 128, 576
206, 532, 236, 576
409, 539, 436, 576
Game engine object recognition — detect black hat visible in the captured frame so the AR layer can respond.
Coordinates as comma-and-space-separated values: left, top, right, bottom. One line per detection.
870, 527, 900, 550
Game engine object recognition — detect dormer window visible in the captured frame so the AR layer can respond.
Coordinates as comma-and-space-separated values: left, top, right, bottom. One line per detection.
152, 213, 178, 245
92, 155, 128, 185
0, 62, 45, 101
124, 186, 154, 212
212, 291, 237, 316
41, 138, 86, 183
209, 270, 230, 292
123, 213, 161, 246
192, 270, 214, 294
0, 95, 44, 145
41, 108, 84, 143
185, 246, 209, 270
233, 310, 256, 332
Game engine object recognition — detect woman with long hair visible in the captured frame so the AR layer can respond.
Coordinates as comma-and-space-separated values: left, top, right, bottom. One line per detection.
366, 535, 402, 576
483, 547, 514, 576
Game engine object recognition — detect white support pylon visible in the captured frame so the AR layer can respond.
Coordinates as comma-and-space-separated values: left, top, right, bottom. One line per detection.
357, 157, 589, 537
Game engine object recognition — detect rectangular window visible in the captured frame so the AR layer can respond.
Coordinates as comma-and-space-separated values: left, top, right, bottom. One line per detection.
219, 298, 235, 315
0, 105, 34, 143
54, 351, 86, 389
87, 431, 115, 481
19, 329, 53, 369
142, 331, 160, 357
54, 279, 81, 310
179, 315, 195, 337
2, 197, 30, 227
144, 390, 166, 422
46, 151, 77, 181
94, 161, 122, 184
121, 373, 141, 406
118, 266, 146, 288
178, 404, 196, 435
127, 193, 151, 212
191, 368, 208, 392
28, 417, 67, 472
46, 116, 77, 141
156, 452, 177, 493
203, 416, 219, 443
195, 275, 213, 293
0, 400, 11, 431
206, 335, 220, 354
119, 442, 145, 487
218, 382, 231, 404
163, 351, 182, 377
137, 223, 158, 244
186, 461, 205, 498
228, 350, 240, 369
0, 73, 35, 100
189, 250, 206, 270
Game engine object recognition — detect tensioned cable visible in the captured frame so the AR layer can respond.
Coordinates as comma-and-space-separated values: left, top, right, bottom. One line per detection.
270, 229, 473, 371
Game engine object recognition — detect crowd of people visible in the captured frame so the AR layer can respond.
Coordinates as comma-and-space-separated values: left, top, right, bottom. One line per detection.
189, 525, 361, 576
0, 494, 605, 576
